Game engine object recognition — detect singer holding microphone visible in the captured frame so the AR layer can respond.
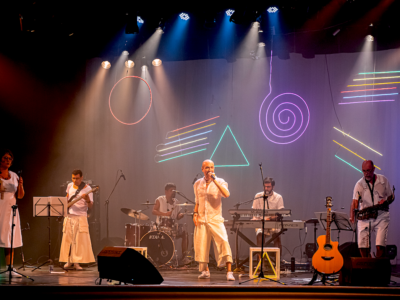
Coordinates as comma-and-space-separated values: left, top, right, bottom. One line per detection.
193, 159, 235, 281
0, 149, 24, 275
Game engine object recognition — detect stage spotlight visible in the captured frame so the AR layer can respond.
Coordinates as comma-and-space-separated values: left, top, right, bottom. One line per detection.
101, 61, 111, 69
142, 65, 148, 71
122, 51, 129, 56
258, 42, 266, 47
152, 59, 162, 66
125, 60, 134, 68
366, 35, 374, 42
267, 7, 278, 13
226, 9, 235, 17
252, 21, 260, 28
333, 29, 340, 36
137, 16, 144, 24
179, 13, 190, 21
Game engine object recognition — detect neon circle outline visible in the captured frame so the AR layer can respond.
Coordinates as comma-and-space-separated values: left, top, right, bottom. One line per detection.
259, 92, 310, 145
108, 76, 152, 125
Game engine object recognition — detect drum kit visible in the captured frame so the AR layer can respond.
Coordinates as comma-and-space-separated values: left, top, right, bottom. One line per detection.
121, 201, 194, 266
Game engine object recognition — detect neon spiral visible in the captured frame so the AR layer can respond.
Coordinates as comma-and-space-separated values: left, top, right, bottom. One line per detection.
259, 93, 310, 144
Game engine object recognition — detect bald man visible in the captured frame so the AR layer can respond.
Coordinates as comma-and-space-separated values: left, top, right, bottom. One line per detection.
350, 160, 393, 258
193, 160, 235, 281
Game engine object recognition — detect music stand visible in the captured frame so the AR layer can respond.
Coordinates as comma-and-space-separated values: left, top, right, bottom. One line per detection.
31, 197, 67, 272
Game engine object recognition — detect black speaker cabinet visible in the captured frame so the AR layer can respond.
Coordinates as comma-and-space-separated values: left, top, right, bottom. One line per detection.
98, 247, 164, 284
339, 257, 391, 286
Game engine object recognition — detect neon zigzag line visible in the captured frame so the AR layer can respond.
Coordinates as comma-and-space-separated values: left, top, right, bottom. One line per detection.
335, 155, 362, 173
341, 87, 396, 93
333, 127, 383, 156
164, 131, 212, 145
339, 100, 394, 105
210, 125, 249, 167
169, 116, 220, 133
343, 93, 398, 99
348, 82, 400, 87
359, 71, 400, 75
353, 76, 400, 81
167, 123, 216, 139
333, 140, 381, 170
157, 149, 207, 163
159, 143, 209, 156
158, 138, 207, 152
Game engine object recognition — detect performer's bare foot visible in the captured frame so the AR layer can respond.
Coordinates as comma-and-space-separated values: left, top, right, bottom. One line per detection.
64, 262, 73, 269
226, 272, 235, 281
74, 263, 83, 270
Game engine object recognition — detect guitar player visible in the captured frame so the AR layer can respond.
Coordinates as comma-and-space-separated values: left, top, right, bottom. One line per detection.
350, 160, 393, 258
59, 169, 95, 270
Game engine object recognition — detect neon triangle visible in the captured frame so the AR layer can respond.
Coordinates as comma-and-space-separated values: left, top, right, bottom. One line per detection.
253, 251, 278, 279
209, 125, 249, 167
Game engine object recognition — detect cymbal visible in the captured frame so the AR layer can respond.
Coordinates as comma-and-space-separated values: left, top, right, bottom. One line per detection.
121, 208, 149, 221
141, 202, 155, 205
176, 203, 194, 207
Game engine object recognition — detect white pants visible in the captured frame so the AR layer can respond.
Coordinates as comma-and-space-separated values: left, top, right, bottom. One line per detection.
59, 215, 95, 263
194, 219, 232, 271
357, 211, 389, 248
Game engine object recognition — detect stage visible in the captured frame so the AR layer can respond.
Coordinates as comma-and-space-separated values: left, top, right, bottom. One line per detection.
1, 264, 400, 300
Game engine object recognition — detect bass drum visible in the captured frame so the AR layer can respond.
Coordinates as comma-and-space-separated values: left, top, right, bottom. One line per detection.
140, 231, 175, 266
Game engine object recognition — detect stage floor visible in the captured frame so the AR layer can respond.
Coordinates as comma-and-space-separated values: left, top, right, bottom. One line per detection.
1, 264, 400, 299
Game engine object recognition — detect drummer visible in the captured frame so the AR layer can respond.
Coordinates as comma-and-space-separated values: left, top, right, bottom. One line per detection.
152, 183, 188, 257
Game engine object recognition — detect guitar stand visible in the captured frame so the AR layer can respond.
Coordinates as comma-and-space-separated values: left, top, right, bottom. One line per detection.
307, 270, 336, 286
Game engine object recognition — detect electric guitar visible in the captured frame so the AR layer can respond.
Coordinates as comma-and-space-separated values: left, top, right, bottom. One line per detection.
68, 186, 99, 208
312, 196, 344, 274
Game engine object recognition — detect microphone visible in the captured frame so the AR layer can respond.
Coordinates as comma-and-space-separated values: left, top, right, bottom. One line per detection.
210, 173, 216, 180
172, 190, 181, 195
121, 171, 126, 180
192, 174, 199, 185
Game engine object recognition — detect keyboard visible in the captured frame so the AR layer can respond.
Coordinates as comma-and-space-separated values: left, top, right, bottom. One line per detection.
224, 219, 305, 229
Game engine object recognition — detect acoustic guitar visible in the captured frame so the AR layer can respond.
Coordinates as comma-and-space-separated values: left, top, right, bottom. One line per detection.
312, 196, 344, 274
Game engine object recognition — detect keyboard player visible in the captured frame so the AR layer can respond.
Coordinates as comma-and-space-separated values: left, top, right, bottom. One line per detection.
252, 177, 284, 255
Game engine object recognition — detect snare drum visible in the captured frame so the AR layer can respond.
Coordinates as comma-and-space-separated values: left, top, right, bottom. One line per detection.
125, 223, 150, 247
159, 217, 175, 233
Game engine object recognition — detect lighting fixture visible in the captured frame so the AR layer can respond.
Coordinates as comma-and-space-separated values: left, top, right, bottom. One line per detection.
101, 61, 111, 69
252, 21, 260, 28
122, 51, 129, 56
152, 59, 162, 66
137, 16, 144, 24
366, 35, 374, 42
179, 13, 190, 21
226, 9, 235, 17
258, 42, 266, 47
125, 60, 134, 68
267, 7, 278, 13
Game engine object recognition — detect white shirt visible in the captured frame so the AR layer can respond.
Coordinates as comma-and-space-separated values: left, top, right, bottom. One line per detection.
194, 177, 229, 223
353, 174, 392, 211
66, 183, 93, 216
155, 195, 180, 224
252, 191, 284, 219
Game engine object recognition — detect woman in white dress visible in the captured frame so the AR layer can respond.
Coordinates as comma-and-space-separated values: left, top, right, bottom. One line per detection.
0, 149, 24, 269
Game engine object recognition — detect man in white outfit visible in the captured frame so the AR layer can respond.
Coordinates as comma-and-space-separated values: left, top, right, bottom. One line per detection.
193, 159, 235, 281
350, 160, 393, 258
59, 169, 95, 270
252, 177, 284, 255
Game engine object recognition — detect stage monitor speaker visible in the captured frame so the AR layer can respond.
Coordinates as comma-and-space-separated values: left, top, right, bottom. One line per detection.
339, 257, 391, 286
387, 245, 397, 260
305, 243, 316, 258
98, 247, 164, 284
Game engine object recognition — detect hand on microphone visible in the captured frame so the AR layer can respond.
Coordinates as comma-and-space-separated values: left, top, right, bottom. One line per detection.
209, 172, 216, 181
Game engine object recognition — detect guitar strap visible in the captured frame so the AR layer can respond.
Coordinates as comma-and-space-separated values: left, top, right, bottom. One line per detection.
67, 181, 86, 213
365, 178, 374, 206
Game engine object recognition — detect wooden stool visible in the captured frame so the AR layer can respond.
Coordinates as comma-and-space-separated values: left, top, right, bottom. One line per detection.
249, 247, 280, 280
129, 247, 147, 258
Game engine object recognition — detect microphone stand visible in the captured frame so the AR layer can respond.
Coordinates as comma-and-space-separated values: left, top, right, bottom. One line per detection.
240, 163, 284, 285
174, 191, 195, 204
104, 174, 124, 241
